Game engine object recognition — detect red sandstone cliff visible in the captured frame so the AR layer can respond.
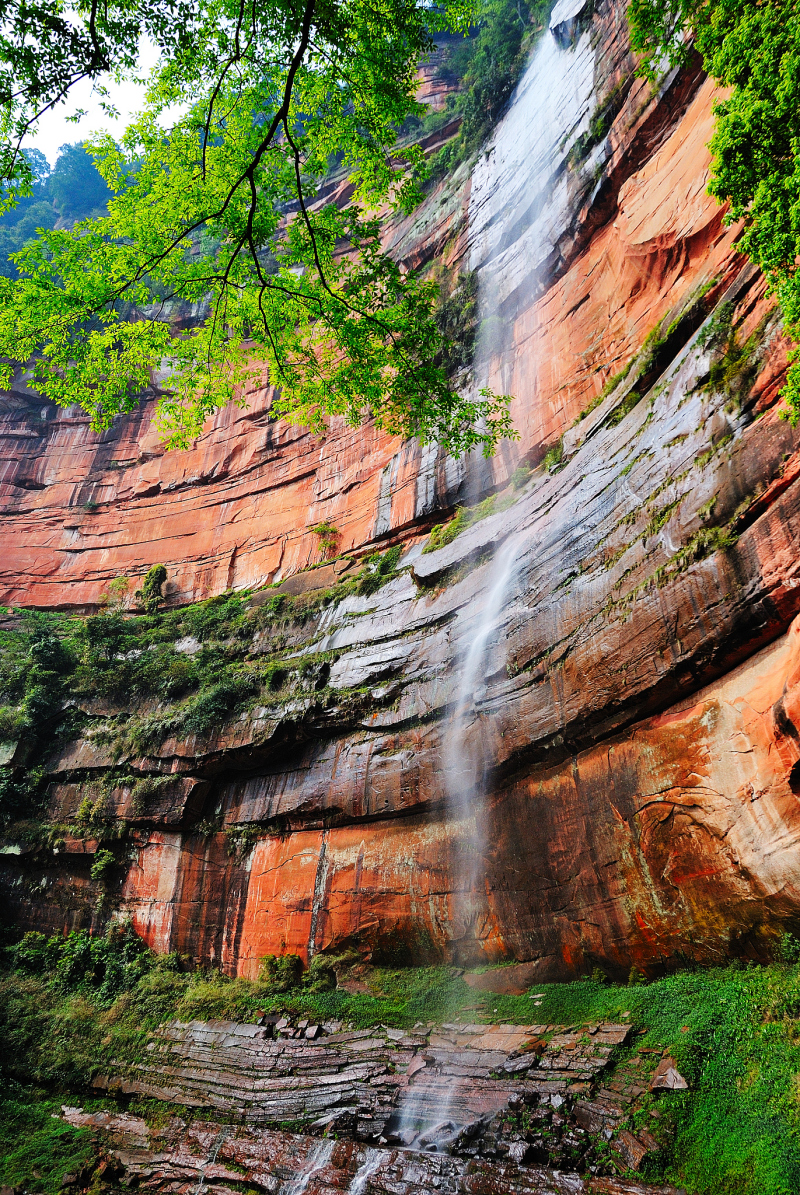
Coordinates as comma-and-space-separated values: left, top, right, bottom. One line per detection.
3, 0, 800, 983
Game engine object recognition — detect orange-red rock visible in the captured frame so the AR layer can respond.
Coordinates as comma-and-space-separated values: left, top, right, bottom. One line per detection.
5, 0, 800, 983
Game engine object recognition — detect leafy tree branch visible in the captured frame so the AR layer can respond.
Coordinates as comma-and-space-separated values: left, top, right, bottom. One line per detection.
0, 0, 517, 457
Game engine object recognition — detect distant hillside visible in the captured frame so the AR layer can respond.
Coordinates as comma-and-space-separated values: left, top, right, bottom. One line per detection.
0, 144, 112, 277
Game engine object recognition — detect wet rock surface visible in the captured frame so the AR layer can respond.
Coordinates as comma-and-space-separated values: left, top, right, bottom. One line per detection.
58, 1016, 686, 1194
55, 1111, 685, 1194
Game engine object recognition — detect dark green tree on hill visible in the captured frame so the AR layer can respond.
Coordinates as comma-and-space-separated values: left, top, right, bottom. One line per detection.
0, 144, 112, 277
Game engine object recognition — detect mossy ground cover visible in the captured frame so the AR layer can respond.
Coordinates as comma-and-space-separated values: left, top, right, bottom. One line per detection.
2, 926, 800, 1194
0, 1093, 95, 1195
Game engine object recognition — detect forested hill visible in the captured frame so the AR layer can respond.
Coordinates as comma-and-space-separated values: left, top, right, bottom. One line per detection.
0, 145, 112, 278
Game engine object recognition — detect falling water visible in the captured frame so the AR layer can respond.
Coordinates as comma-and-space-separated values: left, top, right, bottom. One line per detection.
391, 537, 522, 1149
393, 0, 599, 1150
448, 0, 597, 954
469, 0, 597, 398
348, 1149, 384, 1194
192, 1126, 231, 1195
443, 534, 522, 963
282, 1138, 335, 1195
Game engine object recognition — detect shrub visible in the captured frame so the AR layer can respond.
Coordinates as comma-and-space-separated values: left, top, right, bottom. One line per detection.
105, 576, 130, 609
775, 932, 800, 965
309, 522, 340, 558
0, 705, 24, 740
137, 564, 168, 614
260, 954, 304, 992
81, 611, 126, 663
179, 673, 260, 738
12, 931, 61, 974
303, 955, 338, 992
355, 546, 403, 595
89, 849, 116, 883
543, 437, 564, 472
511, 461, 532, 489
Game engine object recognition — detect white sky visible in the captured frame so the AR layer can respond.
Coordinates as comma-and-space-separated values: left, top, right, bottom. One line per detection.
25, 42, 160, 166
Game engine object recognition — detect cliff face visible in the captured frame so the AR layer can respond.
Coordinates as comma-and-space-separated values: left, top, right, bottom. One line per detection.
3, 0, 800, 982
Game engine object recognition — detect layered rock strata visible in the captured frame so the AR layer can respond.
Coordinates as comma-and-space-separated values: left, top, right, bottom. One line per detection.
57, 1106, 684, 1195
93, 1018, 631, 1134
58, 1015, 683, 1192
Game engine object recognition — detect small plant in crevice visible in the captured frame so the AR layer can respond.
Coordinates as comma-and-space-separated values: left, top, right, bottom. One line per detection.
606, 387, 643, 428
435, 271, 478, 379
574, 282, 723, 431
355, 546, 403, 596
543, 436, 564, 472
136, 564, 168, 615
574, 359, 636, 425
265, 593, 286, 617
89, 848, 117, 883
423, 491, 516, 554
309, 521, 340, 559
568, 76, 631, 169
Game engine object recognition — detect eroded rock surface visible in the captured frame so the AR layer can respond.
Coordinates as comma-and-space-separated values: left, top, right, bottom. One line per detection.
56, 1109, 683, 1195
57, 1015, 684, 1193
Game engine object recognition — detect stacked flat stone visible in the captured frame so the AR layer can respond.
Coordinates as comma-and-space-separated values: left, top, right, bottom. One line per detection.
94, 1018, 632, 1140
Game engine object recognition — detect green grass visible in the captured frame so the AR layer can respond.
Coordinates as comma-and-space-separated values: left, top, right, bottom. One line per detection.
0, 1092, 94, 1195
423, 492, 517, 554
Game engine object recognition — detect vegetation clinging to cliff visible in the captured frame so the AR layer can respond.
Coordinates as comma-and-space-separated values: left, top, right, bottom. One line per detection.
0, 550, 410, 830
431, 0, 555, 172
628, 0, 800, 424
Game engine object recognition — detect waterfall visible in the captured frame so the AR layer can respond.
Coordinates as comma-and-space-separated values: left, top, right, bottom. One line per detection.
443, 534, 522, 963
282, 1138, 335, 1195
348, 1149, 384, 1194
469, 0, 596, 395
392, 4, 598, 1149
446, 0, 596, 953
192, 1126, 231, 1195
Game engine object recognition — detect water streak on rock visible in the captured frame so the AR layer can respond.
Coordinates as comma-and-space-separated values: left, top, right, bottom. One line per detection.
348, 1149, 384, 1194
282, 1137, 335, 1195
444, 533, 522, 960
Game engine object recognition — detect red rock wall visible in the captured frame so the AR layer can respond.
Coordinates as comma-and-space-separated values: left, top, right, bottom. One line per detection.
5, 0, 800, 982
0, 8, 741, 611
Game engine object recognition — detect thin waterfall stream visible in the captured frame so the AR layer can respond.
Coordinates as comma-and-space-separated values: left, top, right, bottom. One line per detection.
282, 1139, 335, 1195
192, 1126, 231, 1195
391, 0, 595, 1148
392, 536, 522, 1152
443, 534, 521, 965
347, 1150, 385, 1193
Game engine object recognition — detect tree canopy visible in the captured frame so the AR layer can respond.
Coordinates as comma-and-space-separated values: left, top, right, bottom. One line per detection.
0, 144, 112, 276
0, 0, 516, 455
628, 0, 800, 419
